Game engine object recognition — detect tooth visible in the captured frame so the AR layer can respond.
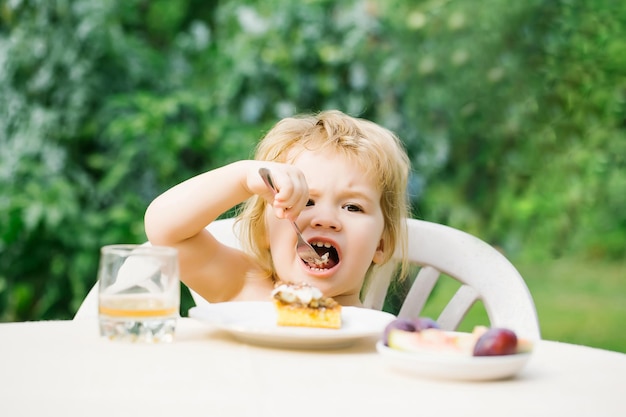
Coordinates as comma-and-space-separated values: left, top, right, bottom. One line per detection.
324, 243, 331, 248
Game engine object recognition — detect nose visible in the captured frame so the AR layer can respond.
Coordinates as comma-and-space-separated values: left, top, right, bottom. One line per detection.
309, 206, 341, 231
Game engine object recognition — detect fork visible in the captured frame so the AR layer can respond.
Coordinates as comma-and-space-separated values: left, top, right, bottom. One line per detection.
258, 168, 326, 265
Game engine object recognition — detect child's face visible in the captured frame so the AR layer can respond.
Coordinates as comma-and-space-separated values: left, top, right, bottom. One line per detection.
266, 149, 385, 301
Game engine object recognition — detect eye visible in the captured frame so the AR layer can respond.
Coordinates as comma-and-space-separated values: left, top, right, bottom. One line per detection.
306, 199, 315, 207
343, 203, 363, 212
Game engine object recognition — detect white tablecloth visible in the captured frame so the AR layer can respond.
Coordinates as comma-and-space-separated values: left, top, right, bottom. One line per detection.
0, 318, 624, 417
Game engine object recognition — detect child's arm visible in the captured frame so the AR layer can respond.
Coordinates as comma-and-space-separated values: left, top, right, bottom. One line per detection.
144, 160, 308, 302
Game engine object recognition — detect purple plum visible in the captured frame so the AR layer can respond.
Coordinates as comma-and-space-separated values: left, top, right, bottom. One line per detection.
473, 328, 518, 356
382, 319, 416, 346
412, 317, 440, 331
382, 317, 440, 346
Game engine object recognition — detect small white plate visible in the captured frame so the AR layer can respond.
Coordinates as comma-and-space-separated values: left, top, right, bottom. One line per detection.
189, 301, 395, 349
376, 341, 532, 381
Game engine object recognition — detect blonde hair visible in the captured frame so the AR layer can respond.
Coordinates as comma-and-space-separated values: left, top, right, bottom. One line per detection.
237, 110, 411, 292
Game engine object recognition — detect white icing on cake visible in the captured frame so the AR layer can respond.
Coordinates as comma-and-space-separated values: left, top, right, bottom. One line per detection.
272, 283, 323, 306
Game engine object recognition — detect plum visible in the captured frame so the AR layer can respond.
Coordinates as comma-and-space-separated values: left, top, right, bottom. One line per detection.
412, 317, 440, 331
382, 317, 440, 346
382, 319, 416, 346
473, 328, 518, 356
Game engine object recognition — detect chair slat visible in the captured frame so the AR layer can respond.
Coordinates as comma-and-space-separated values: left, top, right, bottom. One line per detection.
361, 261, 396, 310
436, 285, 480, 330
397, 266, 440, 319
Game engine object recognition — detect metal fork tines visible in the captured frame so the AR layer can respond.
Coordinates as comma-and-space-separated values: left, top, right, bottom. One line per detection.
291, 222, 328, 265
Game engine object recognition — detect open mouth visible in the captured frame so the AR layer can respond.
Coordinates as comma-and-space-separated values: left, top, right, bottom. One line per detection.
305, 242, 339, 270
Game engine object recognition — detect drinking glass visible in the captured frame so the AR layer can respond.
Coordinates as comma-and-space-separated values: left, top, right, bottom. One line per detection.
98, 244, 180, 343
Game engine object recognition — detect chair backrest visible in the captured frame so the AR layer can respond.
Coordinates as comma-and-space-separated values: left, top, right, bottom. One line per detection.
362, 219, 541, 339
75, 218, 541, 340
73, 218, 238, 320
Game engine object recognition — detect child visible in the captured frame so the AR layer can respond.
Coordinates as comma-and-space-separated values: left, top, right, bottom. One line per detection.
144, 110, 410, 306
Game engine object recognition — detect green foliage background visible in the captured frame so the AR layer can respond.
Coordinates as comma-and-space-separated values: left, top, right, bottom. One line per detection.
1, 0, 624, 347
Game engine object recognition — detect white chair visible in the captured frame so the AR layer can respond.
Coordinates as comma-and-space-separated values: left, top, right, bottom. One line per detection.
362, 219, 541, 339
73, 218, 238, 319
75, 218, 541, 340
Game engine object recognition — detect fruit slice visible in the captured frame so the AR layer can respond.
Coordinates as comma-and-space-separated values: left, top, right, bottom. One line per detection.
387, 328, 477, 355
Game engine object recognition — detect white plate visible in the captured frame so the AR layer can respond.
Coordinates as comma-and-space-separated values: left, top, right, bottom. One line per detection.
376, 341, 532, 381
189, 301, 396, 349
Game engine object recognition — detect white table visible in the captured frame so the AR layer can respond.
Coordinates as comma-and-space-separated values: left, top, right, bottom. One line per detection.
0, 318, 624, 417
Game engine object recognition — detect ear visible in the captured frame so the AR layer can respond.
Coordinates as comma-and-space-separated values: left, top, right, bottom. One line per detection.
372, 238, 385, 264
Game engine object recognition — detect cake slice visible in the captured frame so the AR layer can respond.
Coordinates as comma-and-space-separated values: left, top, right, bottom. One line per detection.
271, 282, 342, 329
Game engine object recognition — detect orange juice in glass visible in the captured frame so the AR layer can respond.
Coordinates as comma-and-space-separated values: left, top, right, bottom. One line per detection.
97, 245, 180, 343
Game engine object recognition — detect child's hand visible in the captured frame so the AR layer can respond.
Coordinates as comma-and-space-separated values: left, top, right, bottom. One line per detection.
249, 163, 309, 222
